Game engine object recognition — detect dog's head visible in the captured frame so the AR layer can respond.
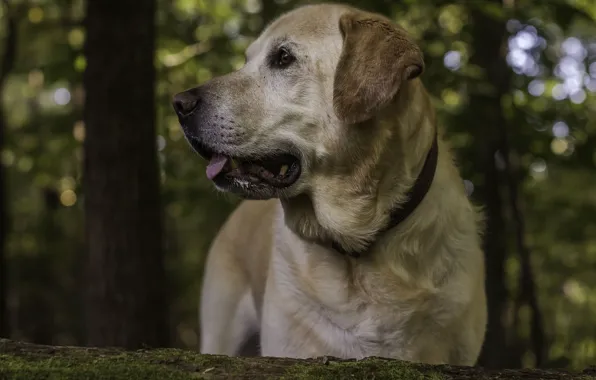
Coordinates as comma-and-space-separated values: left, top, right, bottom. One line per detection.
173, 4, 424, 200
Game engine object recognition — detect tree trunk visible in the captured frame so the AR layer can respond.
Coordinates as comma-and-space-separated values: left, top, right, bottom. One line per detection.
0, 339, 593, 380
0, 107, 7, 338
0, 85, 7, 341
83, 0, 167, 349
0, 61, 7, 342
467, 1, 515, 369
0, 0, 17, 340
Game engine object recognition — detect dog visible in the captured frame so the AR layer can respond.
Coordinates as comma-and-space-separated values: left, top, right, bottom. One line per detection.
173, 3, 487, 365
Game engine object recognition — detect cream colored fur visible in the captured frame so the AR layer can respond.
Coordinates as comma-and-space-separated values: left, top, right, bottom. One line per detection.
197, 3, 487, 365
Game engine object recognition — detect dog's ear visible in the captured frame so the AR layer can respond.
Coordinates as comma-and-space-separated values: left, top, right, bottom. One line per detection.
333, 11, 424, 124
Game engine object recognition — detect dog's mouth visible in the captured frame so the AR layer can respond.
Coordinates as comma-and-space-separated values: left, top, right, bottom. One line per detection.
206, 153, 301, 187
190, 138, 301, 192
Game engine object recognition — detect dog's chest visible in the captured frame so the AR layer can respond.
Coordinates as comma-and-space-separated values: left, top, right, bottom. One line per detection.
261, 248, 423, 359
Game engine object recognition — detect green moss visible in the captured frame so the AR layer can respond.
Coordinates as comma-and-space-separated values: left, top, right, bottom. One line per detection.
0, 346, 441, 380
281, 358, 444, 379
1, 340, 594, 380
0, 345, 248, 380
0, 342, 248, 379
0, 354, 198, 380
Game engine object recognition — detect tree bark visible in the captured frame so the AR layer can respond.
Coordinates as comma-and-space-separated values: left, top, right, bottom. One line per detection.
0, 339, 593, 380
83, 0, 167, 348
0, 0, 17, 340
467, 1, 515, 369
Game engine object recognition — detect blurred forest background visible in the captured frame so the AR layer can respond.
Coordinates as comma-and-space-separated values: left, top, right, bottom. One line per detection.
0, 0, 595, 371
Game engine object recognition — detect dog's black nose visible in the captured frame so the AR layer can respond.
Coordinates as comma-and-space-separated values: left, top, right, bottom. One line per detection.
172, 91, 200, 118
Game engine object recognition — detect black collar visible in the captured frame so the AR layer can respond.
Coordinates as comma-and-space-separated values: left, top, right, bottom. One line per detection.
330, 132, 439, 258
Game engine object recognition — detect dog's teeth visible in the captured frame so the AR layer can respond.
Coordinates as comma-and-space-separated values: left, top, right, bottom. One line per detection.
230, 159, 238, 169
279, 164, 289, 176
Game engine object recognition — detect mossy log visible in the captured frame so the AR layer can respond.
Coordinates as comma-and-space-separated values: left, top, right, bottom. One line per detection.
0, 339, 595, 379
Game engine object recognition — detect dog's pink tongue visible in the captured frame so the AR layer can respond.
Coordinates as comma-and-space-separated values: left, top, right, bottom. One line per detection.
206, 154, 229, 180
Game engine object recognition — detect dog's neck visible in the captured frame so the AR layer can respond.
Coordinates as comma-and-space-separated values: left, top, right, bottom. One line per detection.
280, 80, 442, 257
330, 131, 438, 257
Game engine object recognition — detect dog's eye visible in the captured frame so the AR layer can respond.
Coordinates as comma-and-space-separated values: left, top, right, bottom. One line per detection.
274, 48, 295, 68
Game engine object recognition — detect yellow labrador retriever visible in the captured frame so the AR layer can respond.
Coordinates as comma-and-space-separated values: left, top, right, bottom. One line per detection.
173, 3, 486, 365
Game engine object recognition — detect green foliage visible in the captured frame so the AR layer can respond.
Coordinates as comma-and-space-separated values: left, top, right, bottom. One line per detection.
2, 0, 596, 370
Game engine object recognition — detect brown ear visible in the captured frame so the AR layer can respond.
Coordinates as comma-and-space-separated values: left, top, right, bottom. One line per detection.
333, 11, 424, 124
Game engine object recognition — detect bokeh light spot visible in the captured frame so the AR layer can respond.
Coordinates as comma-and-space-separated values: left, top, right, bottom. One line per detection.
60, 190, 77, 207
443, 51, 461, 71
54, 88, 71, 105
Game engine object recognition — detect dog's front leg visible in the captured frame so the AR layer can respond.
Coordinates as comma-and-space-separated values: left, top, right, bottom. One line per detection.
200, 250, 259, 356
